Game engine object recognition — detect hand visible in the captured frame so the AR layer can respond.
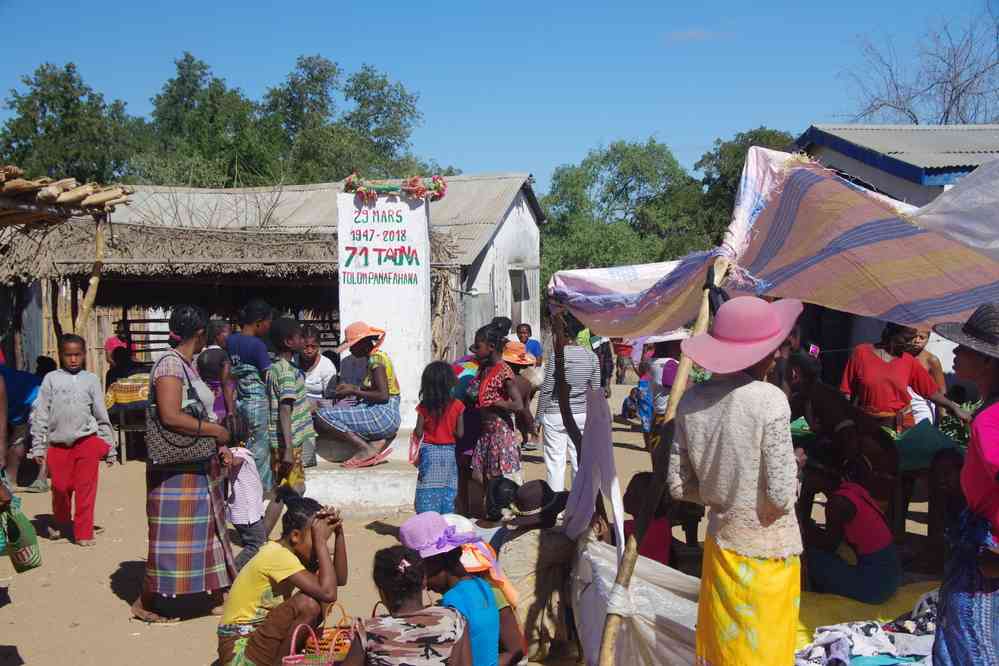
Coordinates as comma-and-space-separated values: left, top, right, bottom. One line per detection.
214, 425, 232, 446
0, 482, 11, 511
218, 445, 233, 466
30, 454, 45, 465
334, 384, 356, 398
311, 512, 336, 543
321, 507, 344, 535
956, 407, 972, 423
794, 447, 807, 471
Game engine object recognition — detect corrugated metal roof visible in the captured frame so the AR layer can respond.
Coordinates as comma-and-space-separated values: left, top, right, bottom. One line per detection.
112, 173, 543, 265
809, 124, 999, 170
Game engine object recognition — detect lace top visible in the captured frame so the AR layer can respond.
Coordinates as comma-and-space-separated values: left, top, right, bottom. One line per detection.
667, 372, 802, 559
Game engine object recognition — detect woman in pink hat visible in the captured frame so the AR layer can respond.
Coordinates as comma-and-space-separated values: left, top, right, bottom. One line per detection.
667, 296, 804, 665
315, 321, 401, 467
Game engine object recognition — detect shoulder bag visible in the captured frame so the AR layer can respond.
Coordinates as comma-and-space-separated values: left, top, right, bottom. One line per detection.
146, 352, 218, 466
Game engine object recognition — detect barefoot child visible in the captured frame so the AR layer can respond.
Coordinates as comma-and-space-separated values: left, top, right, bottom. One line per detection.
268, 318, 310, 496
30, 334, 114, 546
218, 495, 348, 666
414, 361, 465, 514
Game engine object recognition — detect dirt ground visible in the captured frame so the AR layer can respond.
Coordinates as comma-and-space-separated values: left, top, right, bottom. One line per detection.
0, 380, 934, 665
0, 384, 655, 666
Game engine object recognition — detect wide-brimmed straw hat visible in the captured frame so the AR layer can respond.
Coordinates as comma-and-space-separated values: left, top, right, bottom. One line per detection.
502, 341, 536, 366
336, 321, 385, 353
398, 511, 478, 559
682, 296, 803, 374
934, 303, 999, 360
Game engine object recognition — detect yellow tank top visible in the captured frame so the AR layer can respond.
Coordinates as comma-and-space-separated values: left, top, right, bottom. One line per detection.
365, 351, 400, 396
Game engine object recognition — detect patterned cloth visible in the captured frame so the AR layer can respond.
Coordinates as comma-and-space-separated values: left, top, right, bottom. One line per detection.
933, 509, 999, 665
317, 395, 401, 442
468, 362, 514, 409
232, 363, 271, 493
415, 443, 458, 514
472, 417, 520, 479
696, 536, 800, 666
266, 358, 314, 453
356, 606, 466, 666
145, 457, 236, 596
366, 351, 400, 396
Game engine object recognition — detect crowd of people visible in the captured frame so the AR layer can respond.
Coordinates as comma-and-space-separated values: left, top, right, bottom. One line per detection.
3, 292, 999, 665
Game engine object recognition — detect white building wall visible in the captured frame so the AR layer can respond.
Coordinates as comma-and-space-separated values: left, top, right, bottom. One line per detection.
811, 146, 944, 207
461, 191, 541, 347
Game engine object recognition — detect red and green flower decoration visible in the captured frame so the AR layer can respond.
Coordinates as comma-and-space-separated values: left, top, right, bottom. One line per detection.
345, 173, 447, 204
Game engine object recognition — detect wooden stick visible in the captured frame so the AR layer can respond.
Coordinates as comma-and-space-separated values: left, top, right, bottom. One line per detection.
596, 256, 729, 666
74, 216, 106, 332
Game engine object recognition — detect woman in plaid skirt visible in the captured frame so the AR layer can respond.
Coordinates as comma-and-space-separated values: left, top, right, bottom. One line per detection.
131, 305, 236, 623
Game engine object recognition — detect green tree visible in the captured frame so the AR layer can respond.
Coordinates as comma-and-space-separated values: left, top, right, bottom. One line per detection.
343, 64, 422, 161
264, 55, 341, 138
0, 63, 143, 182
150, 52, 212, 143
695, 126, 794, 239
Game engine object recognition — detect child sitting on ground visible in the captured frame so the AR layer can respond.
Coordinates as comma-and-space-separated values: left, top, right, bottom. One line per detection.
620, 387, 640, 421
400, 511, 501, 666
622, 471, 672, 567
343, 546, 472, 666
30, 334, 114, 546
802, 459, 901, 604
218, 494, 347, 666
226, 437, 267, 572
414, 361, 465, 514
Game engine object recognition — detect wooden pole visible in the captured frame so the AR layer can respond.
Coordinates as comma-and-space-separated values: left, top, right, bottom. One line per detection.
74, 215, 106, 333
596, 256, 729, 666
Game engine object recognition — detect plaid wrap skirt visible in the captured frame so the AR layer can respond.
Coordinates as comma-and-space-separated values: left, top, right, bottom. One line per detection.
145, 457, 236, 596
317, 395, 401, 441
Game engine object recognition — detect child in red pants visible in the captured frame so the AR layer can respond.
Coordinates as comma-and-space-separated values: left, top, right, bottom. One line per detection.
30, 334, 114, 546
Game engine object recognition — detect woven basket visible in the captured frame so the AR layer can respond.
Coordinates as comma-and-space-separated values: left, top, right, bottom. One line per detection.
284, 625, 335, 665
305, 602, 353, 661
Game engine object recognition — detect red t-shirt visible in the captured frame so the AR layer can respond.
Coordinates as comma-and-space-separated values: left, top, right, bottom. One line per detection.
839, 344, 938, 415
416, 399, 466, 444
623, 516, 671, 567
962, 402, 999, 537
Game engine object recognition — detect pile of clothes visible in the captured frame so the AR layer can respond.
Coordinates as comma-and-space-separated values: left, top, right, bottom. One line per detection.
796, 591, 938, 666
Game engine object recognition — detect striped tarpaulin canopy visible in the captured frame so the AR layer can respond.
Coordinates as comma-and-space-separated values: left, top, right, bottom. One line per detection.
549, 148, 999, 337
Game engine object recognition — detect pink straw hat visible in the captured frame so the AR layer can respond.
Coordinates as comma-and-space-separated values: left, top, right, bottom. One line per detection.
681, 296, 803, 374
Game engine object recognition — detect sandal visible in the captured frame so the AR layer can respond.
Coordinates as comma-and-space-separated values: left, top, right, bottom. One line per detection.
342, 445, 394, 469
130, 599, 180, 624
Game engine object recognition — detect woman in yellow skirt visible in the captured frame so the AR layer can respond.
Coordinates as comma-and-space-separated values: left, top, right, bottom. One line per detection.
668, 296, 804, 665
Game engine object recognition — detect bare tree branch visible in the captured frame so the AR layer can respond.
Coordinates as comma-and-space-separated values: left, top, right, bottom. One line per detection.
845, 1, 999, 124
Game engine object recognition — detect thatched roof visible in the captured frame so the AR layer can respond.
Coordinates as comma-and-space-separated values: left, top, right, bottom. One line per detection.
0, 165, 132, 228
0, 217, 458, 286
112, 173, 544, 265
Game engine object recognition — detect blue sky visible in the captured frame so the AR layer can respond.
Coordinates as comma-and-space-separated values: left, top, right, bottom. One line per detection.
0, 0, 981, 192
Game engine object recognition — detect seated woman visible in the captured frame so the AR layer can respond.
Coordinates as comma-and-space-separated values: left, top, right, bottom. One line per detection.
803, 460, 901, 604
841, 323, 967, 432
217, 495, 347, 666
399, 511, 501, 666
316, 321, 400, 468
344, 545, 471, 666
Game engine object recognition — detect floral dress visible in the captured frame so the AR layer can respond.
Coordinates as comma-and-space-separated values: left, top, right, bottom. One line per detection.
468, 362, 521, 481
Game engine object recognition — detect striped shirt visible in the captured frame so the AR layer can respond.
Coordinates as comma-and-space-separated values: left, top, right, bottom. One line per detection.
535, 346, 601, 417
267, 358, 315, 452
228, 447, 264, 525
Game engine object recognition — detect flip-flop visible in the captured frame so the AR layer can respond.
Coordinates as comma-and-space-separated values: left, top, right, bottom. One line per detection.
342, 446, 393, 469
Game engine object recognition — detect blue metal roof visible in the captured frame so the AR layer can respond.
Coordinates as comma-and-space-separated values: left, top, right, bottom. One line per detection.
795, 124, 999, 186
